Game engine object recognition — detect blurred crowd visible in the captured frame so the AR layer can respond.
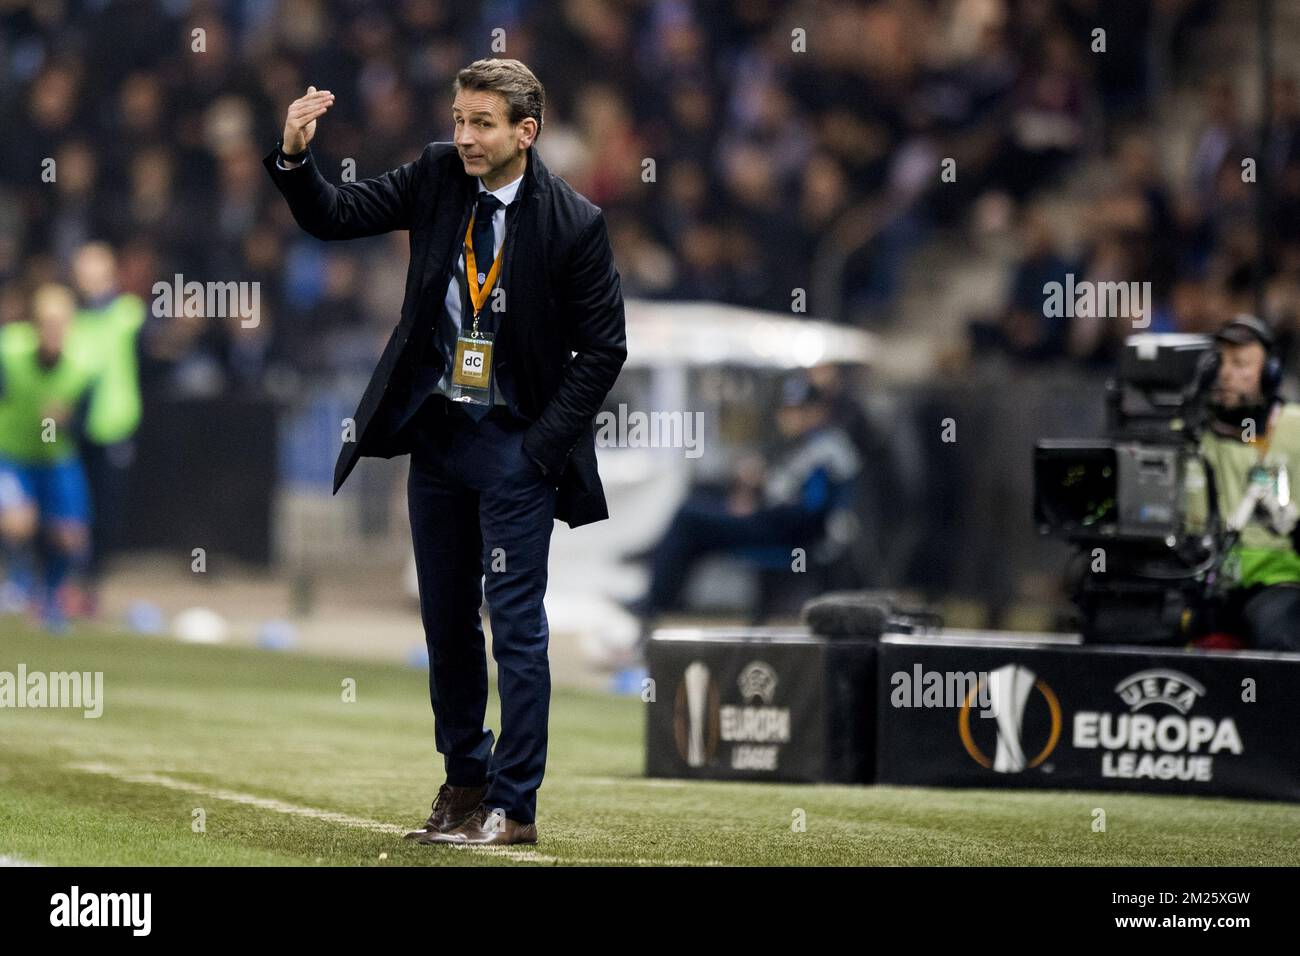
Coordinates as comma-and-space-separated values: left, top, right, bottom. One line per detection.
0, 0, 1245, 396
968, 73, 1300, 371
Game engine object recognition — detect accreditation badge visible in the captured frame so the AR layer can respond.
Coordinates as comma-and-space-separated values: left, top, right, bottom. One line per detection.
1246, 460, 1287, 504
454, 202, 506, 406
450, 331, 494, 404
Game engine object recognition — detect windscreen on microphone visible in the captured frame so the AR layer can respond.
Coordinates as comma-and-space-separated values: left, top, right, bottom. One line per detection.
802, 590, 944, 638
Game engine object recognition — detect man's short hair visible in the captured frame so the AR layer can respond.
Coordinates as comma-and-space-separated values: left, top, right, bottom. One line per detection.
778, 373, 829, 409
453, 58, 545, 140
1215, 313, 1275, 352
32, 282, 76, 317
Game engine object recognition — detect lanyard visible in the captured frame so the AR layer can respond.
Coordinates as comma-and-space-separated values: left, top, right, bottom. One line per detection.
1253, 403, 1282, 461
463, 207, 505, 336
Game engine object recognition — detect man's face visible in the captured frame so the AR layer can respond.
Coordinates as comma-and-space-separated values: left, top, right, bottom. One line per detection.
776, 405, 803, 438
776, 402, 828, 438
452, 89, 531, 181
1214, 340, 1267, 407
34, 295, 71, 357
72, 243, 116, 300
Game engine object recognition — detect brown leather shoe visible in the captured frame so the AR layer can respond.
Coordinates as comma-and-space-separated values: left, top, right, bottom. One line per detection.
418, 803, 538, 846
402, 783, 487, 839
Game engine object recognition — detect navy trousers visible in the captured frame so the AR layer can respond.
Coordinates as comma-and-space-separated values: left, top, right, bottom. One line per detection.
1226, 583, 1300, 652
406, 395, 558, 824
645, 490, 824, 616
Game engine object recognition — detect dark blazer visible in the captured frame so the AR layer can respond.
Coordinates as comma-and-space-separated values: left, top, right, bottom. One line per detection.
262, 141, 627, 528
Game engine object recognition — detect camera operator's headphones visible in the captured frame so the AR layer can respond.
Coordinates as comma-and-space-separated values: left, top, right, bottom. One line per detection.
1213, 314, 1284, 402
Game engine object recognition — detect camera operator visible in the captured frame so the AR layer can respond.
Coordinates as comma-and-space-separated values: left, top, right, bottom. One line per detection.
1190, 315, 1300, 651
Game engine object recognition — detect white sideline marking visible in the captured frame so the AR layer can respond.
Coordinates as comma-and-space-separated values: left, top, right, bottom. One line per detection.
67, 763, 721, 867
70, 762, 404, 833
0, 855, 41, 866
443, 845, 720, 866
578, 776, 691, 788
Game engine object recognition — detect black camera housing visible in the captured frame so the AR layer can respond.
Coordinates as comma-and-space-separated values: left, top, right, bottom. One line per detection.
1033, 334, 1225, 644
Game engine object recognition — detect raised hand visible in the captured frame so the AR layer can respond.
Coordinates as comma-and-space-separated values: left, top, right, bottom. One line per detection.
282, 86, 335, 155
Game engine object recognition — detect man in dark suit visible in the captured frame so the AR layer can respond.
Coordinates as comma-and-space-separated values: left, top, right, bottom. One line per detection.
264, 59, 627, 846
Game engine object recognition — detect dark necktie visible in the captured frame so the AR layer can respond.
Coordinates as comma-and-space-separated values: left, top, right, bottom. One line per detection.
469, 192, 503, 326
460, 191, 504, 420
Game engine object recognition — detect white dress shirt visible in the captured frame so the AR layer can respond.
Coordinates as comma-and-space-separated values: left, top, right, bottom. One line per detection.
443, 172, 523, 339
275, 151, 524, 407
435, 172, 522, 398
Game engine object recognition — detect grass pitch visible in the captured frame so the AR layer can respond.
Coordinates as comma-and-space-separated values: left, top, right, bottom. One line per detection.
1, 622, 1297, 867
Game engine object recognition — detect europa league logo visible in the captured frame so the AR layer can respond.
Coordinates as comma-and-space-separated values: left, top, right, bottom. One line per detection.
959, 663, 1061, 773
674, 661, 720, 767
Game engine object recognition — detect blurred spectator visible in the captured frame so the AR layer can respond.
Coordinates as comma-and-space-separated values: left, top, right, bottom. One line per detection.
1190, 78, 1242, 200
969, 205, 1074, 362
626, 371, 861, 645
71, 242, 144, 600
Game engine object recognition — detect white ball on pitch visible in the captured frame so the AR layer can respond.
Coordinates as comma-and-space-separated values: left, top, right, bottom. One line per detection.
173, 607, 229, 644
